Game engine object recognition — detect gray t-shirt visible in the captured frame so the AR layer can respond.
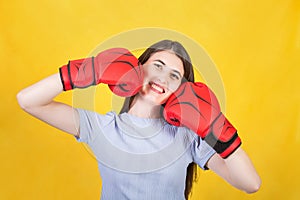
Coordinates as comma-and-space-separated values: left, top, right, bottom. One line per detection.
76, 108, 216, 200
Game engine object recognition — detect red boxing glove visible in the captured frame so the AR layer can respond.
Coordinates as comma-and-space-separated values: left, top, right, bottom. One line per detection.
163, 82, 241, 158
59, 48, 143, 97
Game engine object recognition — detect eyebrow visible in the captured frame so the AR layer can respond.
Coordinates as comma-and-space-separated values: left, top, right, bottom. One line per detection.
153, 59, 183, 78
154, 59, 166, 65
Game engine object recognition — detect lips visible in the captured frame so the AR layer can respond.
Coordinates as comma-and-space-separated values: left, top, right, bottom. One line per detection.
149, 81, 165, 94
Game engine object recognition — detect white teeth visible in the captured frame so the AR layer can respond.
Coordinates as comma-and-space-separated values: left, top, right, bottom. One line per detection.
151, 83, 164, 93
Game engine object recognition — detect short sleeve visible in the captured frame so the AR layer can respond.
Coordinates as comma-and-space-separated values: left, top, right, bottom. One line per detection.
191, 134, 216, 170
75, 108, 116, 144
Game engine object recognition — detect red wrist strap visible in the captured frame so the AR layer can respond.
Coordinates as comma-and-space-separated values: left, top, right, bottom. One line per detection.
59, 64, 72, 91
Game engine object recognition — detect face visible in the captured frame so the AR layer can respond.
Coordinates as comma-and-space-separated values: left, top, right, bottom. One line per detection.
139, 50, 184, 105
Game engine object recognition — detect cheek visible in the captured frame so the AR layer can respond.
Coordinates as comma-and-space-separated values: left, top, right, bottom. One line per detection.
142, 65, 152, 82
168, 81, 182, 93
160, 86, 178, 103
143, 65, 152, 75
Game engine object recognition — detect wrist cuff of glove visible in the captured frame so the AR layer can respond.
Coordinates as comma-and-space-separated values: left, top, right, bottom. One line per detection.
204, 131, 242, 159
59, 63, 72, 91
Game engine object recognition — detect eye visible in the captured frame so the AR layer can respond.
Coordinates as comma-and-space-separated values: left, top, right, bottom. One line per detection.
154, 63, 163, 70
170, 73, 180, 80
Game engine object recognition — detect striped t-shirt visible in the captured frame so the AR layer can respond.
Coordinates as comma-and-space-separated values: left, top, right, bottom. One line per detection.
76, 108, 216, 200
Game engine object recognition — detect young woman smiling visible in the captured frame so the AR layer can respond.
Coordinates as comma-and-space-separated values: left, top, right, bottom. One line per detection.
17, 40, 261, 199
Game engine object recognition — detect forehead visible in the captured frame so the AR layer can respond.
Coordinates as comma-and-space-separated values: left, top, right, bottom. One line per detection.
148, 51, 184, 75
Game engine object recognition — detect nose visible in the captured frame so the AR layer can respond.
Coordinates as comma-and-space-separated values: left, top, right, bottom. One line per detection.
155, 70, 168, 85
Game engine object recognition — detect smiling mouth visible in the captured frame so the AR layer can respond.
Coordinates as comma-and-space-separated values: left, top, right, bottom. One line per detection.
149, 82, 165, 94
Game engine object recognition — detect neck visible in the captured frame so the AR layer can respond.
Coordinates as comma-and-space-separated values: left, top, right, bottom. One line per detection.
128, 95, 163, 118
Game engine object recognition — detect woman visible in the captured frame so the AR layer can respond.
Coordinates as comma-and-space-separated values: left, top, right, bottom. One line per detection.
17, 40, 261, 199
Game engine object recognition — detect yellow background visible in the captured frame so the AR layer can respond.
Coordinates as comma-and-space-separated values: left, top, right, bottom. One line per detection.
1, 0, 299, 199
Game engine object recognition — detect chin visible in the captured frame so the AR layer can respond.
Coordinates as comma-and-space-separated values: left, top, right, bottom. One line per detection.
139, 94, 166, 106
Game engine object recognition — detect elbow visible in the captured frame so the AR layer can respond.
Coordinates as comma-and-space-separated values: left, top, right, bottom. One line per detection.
244, 177, 262, 194
17, 90, 30, 111
17, 90, 26, 109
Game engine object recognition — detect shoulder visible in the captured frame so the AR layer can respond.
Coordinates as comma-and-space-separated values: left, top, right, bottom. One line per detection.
76, 108, 118, 127
76, 108, 116, 117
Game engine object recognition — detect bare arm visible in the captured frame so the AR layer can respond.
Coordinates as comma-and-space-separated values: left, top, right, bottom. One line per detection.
17, 73, 79, 136
206, 147, 261, 194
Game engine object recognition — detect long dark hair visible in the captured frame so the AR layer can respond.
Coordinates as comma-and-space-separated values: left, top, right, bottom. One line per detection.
120, 40, 197, 199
